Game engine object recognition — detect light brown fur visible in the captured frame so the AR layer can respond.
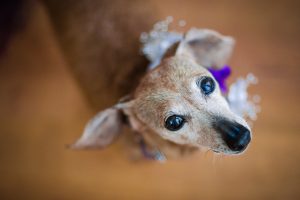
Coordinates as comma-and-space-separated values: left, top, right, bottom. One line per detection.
43, 1, 251, 159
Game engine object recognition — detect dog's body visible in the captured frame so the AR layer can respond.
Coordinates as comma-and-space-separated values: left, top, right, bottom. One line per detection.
43, 0, 159, 109
42, 1, 251, 159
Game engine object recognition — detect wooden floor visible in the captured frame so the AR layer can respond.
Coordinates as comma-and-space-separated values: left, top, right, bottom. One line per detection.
0, 0, 299, 199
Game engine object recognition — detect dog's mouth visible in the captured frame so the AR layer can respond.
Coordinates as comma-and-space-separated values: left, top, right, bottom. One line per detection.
212, 147, 248, 155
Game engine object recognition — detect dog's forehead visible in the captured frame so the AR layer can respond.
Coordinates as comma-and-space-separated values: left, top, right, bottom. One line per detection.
156, 56, 207, 80
133, 55, 212, 124
135, 55, 209, 96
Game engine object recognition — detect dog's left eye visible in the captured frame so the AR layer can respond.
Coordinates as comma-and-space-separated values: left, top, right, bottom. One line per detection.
198, 76, 215, 95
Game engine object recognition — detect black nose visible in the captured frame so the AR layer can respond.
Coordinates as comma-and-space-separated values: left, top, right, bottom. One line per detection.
214, 119, 251, 152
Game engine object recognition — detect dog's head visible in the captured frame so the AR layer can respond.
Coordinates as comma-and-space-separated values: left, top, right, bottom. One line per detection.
72, 29, 251, 156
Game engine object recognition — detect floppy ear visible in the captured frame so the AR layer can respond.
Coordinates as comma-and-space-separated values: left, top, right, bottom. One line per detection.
176, 28, 235, 68
70, 103, 130, 149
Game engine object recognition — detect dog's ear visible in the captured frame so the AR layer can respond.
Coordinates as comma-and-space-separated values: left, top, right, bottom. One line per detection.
176, 28, 235, 68
70, 100, 133, 149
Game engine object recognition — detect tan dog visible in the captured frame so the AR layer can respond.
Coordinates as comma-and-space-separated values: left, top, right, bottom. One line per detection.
71, 28, 251, 159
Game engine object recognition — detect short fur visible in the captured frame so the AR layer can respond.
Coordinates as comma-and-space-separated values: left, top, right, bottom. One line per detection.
42, 1, 251, 159
71, 28, 251, 159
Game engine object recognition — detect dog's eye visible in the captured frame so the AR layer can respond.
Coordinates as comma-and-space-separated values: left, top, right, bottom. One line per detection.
198, 76, 215, 95
165, 115, 185, 131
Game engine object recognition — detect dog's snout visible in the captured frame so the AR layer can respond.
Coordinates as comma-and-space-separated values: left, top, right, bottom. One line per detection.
214, 120, 251, 152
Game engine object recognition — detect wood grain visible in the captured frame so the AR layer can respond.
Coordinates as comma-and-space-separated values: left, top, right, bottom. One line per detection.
0, 0, 299, 199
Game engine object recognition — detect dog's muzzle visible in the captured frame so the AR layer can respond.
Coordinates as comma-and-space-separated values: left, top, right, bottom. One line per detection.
214, 119, 251, 153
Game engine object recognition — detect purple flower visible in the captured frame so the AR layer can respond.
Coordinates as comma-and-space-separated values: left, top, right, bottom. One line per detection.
208, 65, 231, 93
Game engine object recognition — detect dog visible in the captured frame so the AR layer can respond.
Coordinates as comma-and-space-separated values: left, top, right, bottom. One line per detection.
70, 28, 252, 159
0, 0, 252, 160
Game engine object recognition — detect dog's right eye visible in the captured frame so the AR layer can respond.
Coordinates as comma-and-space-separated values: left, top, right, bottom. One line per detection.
164, 115, 185, 131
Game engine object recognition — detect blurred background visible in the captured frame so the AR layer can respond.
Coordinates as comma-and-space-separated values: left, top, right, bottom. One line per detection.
0, 0, 299, 199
